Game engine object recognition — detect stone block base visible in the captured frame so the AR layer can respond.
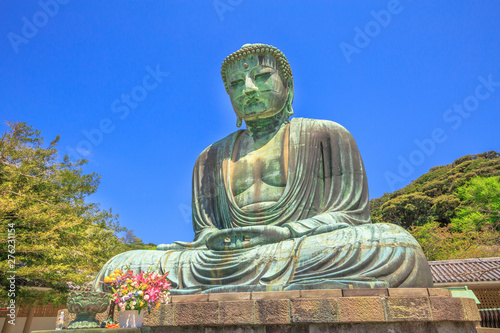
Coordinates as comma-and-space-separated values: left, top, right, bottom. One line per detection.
152, 322, 478, 332
145, 288, 481, 332
56, 288, 481, 332
150, 288, 481, 333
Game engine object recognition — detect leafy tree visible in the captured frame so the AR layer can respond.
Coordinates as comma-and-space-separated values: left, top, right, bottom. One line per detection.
409, 221, 500, 261
451, 176, 500, 232
121, 229, 156, 250
379, 193, 433, 228
0, 122, 129, 305
431, 194, 461, 222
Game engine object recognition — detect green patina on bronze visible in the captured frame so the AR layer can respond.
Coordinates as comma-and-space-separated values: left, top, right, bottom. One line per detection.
67, 291, 109, 328
221, 43, 292, 94
92, 43, 434, 294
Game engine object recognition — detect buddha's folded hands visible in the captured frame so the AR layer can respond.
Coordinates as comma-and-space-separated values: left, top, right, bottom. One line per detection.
205, 226, 291, 250
310, 222, 351, 235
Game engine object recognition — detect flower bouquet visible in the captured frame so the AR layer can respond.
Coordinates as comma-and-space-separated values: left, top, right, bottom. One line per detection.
104, 268, 171, 315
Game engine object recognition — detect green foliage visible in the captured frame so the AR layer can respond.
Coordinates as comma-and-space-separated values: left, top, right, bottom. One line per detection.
0, 122, 133, 306
431, 194, 461, 222
451, 176, 500, 232
121, 229, 157, 250
371, 151, 500, 228
409, 221, 500, 261
379, 193, 433, 228
370, 152, 500, 260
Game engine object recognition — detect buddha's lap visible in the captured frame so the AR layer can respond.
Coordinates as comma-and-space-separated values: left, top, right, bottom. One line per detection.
94, 223, 421, 285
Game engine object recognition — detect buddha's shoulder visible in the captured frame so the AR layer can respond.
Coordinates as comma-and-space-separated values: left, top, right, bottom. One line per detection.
195, 130, 242, 163
291, 117, 353, 137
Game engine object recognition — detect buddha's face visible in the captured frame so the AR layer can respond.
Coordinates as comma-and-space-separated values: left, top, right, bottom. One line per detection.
226, 54, 289, 122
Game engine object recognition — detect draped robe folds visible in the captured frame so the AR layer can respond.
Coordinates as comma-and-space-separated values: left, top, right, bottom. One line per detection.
92, 118, 433, 293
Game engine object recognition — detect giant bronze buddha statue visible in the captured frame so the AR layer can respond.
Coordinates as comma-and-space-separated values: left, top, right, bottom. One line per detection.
93, 44, 433, 293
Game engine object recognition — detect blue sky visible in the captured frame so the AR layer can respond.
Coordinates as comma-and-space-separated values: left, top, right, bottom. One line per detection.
1, 1, 499, 245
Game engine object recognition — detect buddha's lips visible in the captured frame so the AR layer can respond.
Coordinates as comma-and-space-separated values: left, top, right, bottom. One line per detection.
243, 96, 263, 106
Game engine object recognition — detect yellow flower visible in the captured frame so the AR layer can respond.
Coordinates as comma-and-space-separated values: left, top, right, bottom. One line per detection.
139, 301, 144, 307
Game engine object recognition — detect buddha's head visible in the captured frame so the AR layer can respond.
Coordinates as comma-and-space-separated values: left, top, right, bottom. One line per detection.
221, 44, 294, 127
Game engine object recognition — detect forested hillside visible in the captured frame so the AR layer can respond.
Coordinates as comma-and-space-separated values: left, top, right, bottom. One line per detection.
370, 151, 500, 261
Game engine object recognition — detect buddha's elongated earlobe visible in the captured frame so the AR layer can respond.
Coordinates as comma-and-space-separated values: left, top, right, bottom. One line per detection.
285, 79, 294, 117
236, 116, 242, 127
285, 101, 294, 117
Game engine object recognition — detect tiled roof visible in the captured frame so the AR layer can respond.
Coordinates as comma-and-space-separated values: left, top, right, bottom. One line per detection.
429, 257, 500, 284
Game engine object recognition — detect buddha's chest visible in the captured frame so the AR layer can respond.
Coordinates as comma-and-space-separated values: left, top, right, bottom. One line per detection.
230, 129, 288, 207
232, 146, 286, 193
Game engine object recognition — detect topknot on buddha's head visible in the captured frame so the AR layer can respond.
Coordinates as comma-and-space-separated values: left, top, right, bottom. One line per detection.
220, 43, 293, 94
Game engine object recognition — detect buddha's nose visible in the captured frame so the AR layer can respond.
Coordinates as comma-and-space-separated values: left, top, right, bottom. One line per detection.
243, 76, 258, 95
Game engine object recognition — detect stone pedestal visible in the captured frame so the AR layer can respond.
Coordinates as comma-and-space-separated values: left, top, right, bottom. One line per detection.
143, 288, 481, 332
53, 288, 481, 332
